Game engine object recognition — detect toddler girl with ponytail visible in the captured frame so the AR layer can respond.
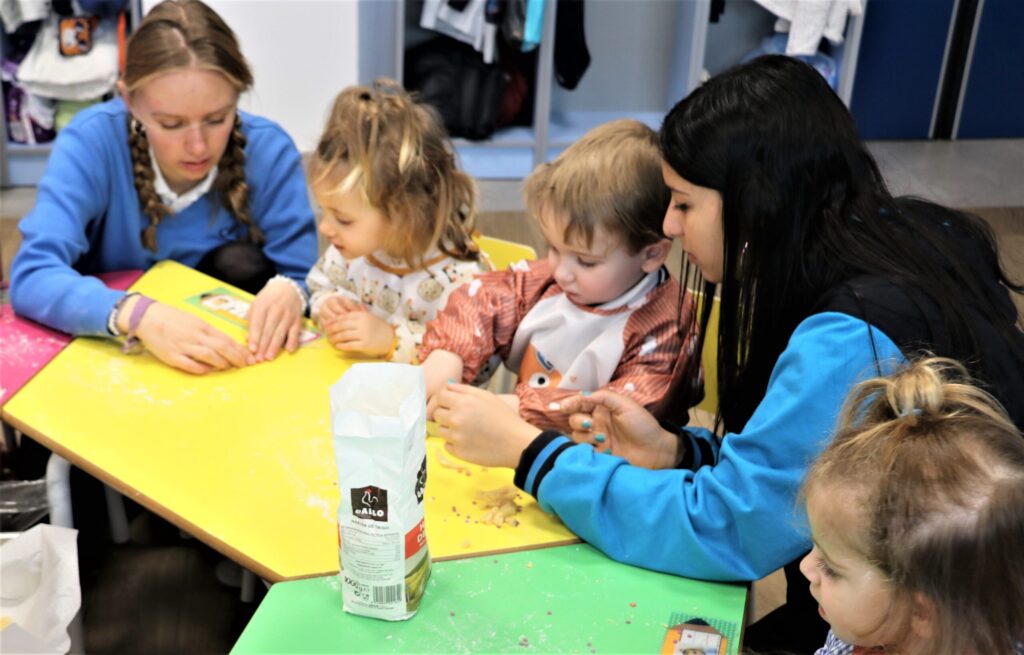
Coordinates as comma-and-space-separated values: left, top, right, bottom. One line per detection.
801, 357, 1024, 655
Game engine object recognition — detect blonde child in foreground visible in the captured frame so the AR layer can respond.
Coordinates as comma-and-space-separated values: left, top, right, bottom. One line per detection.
422, 119, 701, 435
801, 357, 1024, 655
306, 79, 488, 362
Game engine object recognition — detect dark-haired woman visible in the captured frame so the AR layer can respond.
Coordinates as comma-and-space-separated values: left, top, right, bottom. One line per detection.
431, 55, 1024, 652
11, 0, 317, 374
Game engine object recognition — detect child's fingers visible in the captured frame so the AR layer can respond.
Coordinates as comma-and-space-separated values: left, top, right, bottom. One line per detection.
558, 394, 598, 415
562, 389, 633, 417
433, 405, 451, 428
444, 382, 488, 399
339, 297, 362, 312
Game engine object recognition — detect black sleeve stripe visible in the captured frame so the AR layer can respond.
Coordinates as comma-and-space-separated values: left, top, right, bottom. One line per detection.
693, 435, 714, 469
529, 441, 574, 496
514, 430, 564, 492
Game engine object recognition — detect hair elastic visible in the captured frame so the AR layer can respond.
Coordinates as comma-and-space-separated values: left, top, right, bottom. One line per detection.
122, 295, 157, 354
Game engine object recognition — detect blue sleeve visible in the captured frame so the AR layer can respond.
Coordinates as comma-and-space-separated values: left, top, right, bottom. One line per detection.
9, 120, 123, 336
514, 312, 905, 581
244, 123, 317, 291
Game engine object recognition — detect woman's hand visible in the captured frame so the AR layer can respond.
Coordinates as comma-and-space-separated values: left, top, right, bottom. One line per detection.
559, 390, 680, 469
247, 278, 304, 361
432, 383, 538, 468
134, 302, 254, 375
323, 309, 395, 356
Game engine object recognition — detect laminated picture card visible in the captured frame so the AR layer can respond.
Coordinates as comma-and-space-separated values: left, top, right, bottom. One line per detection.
330, 363, 430, 621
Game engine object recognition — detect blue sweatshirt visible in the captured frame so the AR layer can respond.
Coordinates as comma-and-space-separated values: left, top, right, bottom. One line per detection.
514, 312, 905, 581
10, 98, 317, 336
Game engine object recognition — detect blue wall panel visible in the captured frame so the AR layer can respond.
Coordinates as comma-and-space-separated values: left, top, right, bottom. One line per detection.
956, 0, 1024, 138
850, 0, 956, 139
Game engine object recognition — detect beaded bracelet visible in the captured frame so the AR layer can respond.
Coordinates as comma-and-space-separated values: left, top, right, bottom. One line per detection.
107, 293, 134, 336
122, 295, 157, 354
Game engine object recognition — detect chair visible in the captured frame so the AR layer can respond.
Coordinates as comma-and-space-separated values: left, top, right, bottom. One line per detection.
473, 234, 537, 272
695, 292, 720, 416
470, 235, 538, 394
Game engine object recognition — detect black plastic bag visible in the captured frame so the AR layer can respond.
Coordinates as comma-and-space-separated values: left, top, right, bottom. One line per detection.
405, 37, 509, 141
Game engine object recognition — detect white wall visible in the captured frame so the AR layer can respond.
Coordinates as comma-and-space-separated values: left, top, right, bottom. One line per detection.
142, 0, 360, 152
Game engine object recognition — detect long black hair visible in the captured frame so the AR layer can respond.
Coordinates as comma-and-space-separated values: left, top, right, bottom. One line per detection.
660, 55, 1023, 433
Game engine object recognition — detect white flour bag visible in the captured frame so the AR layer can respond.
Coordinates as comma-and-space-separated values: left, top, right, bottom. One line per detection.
330, 363, 430, 620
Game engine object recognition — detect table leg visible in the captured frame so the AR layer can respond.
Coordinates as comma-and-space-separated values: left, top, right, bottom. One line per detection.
45, 455, 74, 528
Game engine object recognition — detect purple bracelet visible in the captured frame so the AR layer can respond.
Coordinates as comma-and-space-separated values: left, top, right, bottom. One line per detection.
122, 295, 156, 354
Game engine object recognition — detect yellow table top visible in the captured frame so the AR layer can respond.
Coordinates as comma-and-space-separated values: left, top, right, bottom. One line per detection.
3, 261, 576, 581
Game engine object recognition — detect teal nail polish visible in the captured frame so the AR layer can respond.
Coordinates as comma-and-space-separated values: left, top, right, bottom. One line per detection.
594, 433, 605, 443
582, 419, 592, 429
603, 448, 612, 454
581, 391, 592, 397
447, 378, 456, 384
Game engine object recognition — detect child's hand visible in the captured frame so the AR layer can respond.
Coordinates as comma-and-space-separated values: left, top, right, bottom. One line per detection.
433, 383, 538, 468
323, 310, 395, 356
421, 350, 465, 418
559, 390, 679, 469
318, 294, 360, 327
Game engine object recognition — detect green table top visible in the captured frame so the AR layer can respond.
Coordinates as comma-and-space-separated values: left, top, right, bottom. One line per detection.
232, 544, 747, 654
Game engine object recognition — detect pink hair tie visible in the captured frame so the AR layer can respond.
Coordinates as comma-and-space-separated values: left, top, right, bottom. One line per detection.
122, 294, 157, 354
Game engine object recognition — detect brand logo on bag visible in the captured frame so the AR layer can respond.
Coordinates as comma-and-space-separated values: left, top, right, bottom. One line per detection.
415, 456, 427, 504
352, 486, 388, 522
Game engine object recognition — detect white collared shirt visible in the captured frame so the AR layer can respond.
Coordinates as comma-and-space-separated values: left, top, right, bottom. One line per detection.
149, 146, 218, 214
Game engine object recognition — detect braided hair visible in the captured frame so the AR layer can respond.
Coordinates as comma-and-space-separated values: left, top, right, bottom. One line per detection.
122, 0, 256, 251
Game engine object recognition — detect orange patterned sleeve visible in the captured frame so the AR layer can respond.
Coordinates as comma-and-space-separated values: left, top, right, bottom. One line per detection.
419, 260, 556, 382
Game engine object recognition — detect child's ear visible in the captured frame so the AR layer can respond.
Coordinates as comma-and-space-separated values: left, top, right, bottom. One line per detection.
640, 239, 672, 273
909, 592, 936, 640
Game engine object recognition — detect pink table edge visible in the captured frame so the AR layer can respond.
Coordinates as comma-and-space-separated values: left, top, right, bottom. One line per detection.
1, 270, 144, 408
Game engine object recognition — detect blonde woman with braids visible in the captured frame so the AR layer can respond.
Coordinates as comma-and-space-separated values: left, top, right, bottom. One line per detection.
10, 0, 317, 373
305, 79, 487, 363
800, 357, 1024, 655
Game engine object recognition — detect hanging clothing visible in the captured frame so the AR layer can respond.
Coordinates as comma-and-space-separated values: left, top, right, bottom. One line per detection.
553, 0, 590, 90
522, 0, 544, 51
17, 13, 119, 100
420, 0, 498, 64
753, 0, 863, 57
0, 0, 49, 32
2, 59, 56, 144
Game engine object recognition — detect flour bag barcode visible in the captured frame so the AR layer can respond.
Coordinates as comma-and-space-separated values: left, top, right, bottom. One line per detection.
373, 584, 404, 604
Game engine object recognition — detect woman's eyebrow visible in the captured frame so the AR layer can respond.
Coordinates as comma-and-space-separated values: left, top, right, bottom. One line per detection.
151, 104, 235, 120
